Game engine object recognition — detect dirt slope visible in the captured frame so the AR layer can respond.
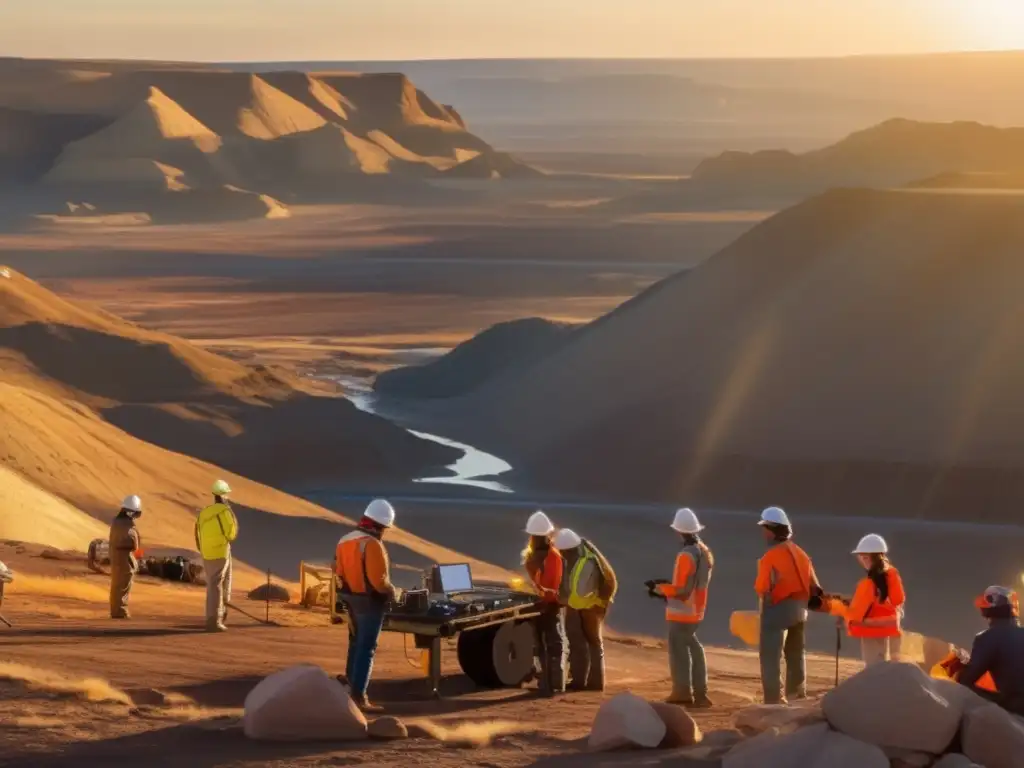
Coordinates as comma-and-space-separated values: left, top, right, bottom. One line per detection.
448, 188, 1024, 522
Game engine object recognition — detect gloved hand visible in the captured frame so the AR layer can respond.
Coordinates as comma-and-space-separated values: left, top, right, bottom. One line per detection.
644, 579, 668, 600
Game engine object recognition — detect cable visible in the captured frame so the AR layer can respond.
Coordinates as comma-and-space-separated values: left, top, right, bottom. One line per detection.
403, 633, 425, 669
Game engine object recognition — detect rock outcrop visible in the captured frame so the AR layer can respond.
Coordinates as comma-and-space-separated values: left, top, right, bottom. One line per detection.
243, 665, 367, 741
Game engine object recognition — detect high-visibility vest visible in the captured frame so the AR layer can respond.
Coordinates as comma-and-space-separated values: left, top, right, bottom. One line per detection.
664, 543, 712, 624
567, 545, 606, 610
335, 531, 389, 596
195, 503, 237, 560
845, 576, 902, 639
757, 540, 815, 606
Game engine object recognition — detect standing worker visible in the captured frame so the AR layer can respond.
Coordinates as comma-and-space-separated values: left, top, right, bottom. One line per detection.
755, 506, 821, 705
832, 534, 905, 665
524, 511, 567, 697
109, 495, 143, 619
554, 528, 617, 692
335, 499, 398, 712
958, 586, 1024, 716
652, 508, 714, 708
195, 479, 238, 633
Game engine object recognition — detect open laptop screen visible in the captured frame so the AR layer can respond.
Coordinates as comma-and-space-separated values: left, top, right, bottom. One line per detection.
437, 563, 473, 593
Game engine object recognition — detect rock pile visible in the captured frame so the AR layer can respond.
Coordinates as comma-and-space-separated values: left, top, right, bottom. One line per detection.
586, 662, 1016, 767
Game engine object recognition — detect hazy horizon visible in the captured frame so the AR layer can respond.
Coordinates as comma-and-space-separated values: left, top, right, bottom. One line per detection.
4, 1, 1024, 61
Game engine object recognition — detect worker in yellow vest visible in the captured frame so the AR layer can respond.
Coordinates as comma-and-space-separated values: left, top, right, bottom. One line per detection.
652, 508, 714, 708
553, 528, 617, 692
195, 479, 238, 632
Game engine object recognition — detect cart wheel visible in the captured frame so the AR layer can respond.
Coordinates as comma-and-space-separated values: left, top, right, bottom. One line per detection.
491, 621, 536, 687
457, 625, 499, 687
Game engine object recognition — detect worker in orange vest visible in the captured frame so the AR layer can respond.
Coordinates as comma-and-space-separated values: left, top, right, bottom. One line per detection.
523, 510, 566, 696
830, 534, 906, 665
755, 506, 821, 705
652, 508, 714, 708
335, 499, 398, 712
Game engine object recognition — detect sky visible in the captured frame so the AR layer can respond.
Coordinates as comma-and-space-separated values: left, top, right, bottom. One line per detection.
2, 0, 1024, 62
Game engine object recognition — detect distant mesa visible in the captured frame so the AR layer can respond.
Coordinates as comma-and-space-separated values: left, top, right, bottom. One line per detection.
374, 317, 574, 399
443, 187, 1024, 524
0, 61, 539, 224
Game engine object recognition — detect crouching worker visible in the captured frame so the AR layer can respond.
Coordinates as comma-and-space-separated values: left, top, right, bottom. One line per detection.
957, 586, 1024, 716
554, 528, 617, 692
524, 511, 567, 697
335, 499, 397, 713
109, 495, 143, 619
831, 534, 905, 665
653, 508, 713, 708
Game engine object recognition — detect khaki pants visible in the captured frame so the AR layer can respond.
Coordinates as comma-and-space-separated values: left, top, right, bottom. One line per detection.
203, 554, 232, 625
567, 607, 606, 691
109, 562, 134, 618
861, 636, 898, 665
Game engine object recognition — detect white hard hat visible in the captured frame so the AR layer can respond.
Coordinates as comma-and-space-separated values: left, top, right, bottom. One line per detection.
212, 479, 232, 496
121, 495, 142, 513
363, 498, 396, 528
525, 510, 555, 536
553, 528, 582, 550
852, 534, 888, 555
670, 507, 704, 534
758, 506, 791, 527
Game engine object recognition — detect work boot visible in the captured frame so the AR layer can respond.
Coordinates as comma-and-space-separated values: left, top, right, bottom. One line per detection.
666, 693, 694, 706
352, 695, 383, 714
111, 612, 130, 620
206, 620, 227, 633
692, 694, 714, 709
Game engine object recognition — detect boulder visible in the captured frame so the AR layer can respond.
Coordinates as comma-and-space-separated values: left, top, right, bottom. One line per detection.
247, 583, 293, 603
823, 661, 981, 754
723, 723, 889, 768
962, 702, 1024, 768
368, 716, 408, 740
650, 702, 702, 748
243, 665, 367, 741
588, 692, 667, 751
933, 755, 980, 768
884, 747, 935, 767
734, 701, 823, 735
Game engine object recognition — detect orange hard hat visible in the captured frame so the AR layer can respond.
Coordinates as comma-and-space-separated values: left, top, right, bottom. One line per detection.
975, 586, 1020, 617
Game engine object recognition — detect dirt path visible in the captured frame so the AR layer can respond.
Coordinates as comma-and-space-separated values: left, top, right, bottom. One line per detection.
0, 561, 859, 768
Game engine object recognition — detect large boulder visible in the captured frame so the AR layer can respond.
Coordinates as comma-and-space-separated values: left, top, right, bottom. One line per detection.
962, 702, 1024, 768
588, 692, 667, 751
734, 701, 824, 735
822, 661, 981, 754
243, 665, 367, 741
723, 723, 889, 768
649, 702, 702, 748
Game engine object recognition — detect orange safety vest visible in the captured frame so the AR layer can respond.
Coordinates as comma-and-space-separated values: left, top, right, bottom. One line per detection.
756, 540, 816, 606
335, 531, 389, 596
659, 542, 712, 624
527, 547, 563, 604
843, 575, 902, 639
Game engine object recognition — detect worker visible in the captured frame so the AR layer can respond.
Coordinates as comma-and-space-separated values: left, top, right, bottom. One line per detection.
831, 534, 905, 665
755, 506, 821, 705
195, 479, 238, 633
554, 528, 617, 693
649, 508, 714, 708
958, 586, 1024, 716
335, 499, 398, 712
109, 495, 143, 619
523, 510, 567, 697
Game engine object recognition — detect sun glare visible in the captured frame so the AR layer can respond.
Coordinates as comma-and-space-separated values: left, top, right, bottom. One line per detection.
959, 0, 1024, 49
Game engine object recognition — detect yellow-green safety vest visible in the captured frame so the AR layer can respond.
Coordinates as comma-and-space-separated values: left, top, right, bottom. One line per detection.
195, 502, 238, 560
568, 546, 606, 610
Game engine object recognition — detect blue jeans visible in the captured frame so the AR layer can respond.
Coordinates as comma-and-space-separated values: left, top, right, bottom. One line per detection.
343, 596, 387, 699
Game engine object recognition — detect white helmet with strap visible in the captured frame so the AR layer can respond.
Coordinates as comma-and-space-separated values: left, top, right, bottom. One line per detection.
121, 495, 142, 513
525, 510, 555, 536
670, 507, 704, 534
363, 498, 396, 528
552, 528, 582, 550
852, 534, 888, 555
758, 506, 791, 527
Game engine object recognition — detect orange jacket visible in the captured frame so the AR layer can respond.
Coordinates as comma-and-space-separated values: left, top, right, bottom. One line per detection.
335, 531, 393, 596
526, 547, 564, 604
657, 542, 712, 624
755, 541, 818, 606
833, 575, 901, 639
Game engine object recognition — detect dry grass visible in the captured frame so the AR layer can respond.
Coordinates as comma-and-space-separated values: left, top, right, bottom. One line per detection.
9, 574, 110, 603
0, 661, 132, 705
409, 719, 535, 748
